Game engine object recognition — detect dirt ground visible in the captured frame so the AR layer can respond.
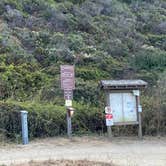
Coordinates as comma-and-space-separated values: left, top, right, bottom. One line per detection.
11, 159, 114, 166
0, 136, 166, 166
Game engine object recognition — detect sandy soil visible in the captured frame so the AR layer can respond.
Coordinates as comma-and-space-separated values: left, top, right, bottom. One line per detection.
11, 159, 114, 166
0, 136, 166, 166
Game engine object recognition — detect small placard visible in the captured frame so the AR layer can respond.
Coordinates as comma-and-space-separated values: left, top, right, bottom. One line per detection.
65, 100, 72, 107
133, 90, 140, 96
105, 106, 112, 114
105, 114, 114, 126
138, 105, 142, 112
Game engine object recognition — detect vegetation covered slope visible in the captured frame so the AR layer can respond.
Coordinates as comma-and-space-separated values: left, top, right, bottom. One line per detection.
0, 0, 166, 139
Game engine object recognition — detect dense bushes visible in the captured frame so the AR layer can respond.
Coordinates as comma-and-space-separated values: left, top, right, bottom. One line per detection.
0, 0, 166, 140
0, 63, 48, 100
0, 101, 106, 141
0, 95, 165, 142
0, 102, 21, 140
0, 101, 66, 140
133, 49, 166, 70
142, 96, 166, 136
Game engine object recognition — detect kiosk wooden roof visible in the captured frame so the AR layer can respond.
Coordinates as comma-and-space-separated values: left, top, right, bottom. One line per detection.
100, 80, 147, 90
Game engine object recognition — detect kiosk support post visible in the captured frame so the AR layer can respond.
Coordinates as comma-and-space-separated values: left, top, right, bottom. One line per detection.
136, 96, 142, 139
107, 126, 112, 138
106, 92, 113, 138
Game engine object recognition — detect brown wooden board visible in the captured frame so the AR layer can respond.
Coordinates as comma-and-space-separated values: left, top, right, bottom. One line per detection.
60, 65, 75, 90
64, 90, 73, 100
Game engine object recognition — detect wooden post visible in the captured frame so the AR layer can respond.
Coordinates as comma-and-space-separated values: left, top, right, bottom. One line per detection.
136, 96, 142, 139
138, 111, 142, 139
67, 110, 72, 138
106, 92, 113, 138
107, 126, 112, 138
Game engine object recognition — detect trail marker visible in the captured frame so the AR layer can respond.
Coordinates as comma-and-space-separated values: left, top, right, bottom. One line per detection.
60, 65, 75, 90
60, 65, 75, 138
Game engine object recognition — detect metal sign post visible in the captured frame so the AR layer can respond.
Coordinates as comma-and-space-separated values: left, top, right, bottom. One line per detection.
21, 110, 28, 145
60, 65, 75, 138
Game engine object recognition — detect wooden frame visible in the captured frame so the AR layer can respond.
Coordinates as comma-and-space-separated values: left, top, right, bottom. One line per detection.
101, 80, 147, 139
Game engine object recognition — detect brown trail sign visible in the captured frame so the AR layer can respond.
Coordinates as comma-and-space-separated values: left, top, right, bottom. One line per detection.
60, 65, 75, 138
64, 90, 73, 100
60, 65, 75, 90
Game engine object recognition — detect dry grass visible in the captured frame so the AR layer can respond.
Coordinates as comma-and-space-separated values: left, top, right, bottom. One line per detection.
11, 160, 115, 166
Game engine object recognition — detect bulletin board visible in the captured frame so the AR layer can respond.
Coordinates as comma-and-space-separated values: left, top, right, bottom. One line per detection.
109, 92, 138, 125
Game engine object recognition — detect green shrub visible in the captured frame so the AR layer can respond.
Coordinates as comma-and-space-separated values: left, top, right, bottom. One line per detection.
67, 34, 85, 52
74, 79, 100, 105
0, 101, 66, 140
133, 49, 166, 70
148, 34, 166, 50
0, 0, 166, 140
141, 96, 158, 135
73, 103, 105, 134
76, 67, 109, 81
0, 101, 106, 140
0, 102, 21, 140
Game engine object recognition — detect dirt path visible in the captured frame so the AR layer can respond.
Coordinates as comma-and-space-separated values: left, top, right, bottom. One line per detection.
0, 136, 166, 166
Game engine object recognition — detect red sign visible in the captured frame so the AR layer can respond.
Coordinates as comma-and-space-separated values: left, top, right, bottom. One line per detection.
105, 114, 114, 126
60, 65, 75, 90
105, 114, 113, 119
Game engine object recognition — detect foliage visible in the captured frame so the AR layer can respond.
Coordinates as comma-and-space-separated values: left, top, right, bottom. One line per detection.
132, 49, 166, 70
0, 101, 66, 139
0, 101, 106, 140
0, 0, 165, 139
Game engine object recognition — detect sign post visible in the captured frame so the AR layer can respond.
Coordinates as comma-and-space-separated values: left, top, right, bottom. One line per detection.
105, 106, 113, 138
67, 110, 72, 138
60, 65, 75, 138
21, 110, 28, 145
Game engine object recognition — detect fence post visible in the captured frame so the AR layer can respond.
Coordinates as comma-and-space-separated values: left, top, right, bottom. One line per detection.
136, 96, 142, 139
21, 110, 29, 145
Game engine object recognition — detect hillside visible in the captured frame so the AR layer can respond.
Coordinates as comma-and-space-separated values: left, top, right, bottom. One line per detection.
0, 0, 166, 139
